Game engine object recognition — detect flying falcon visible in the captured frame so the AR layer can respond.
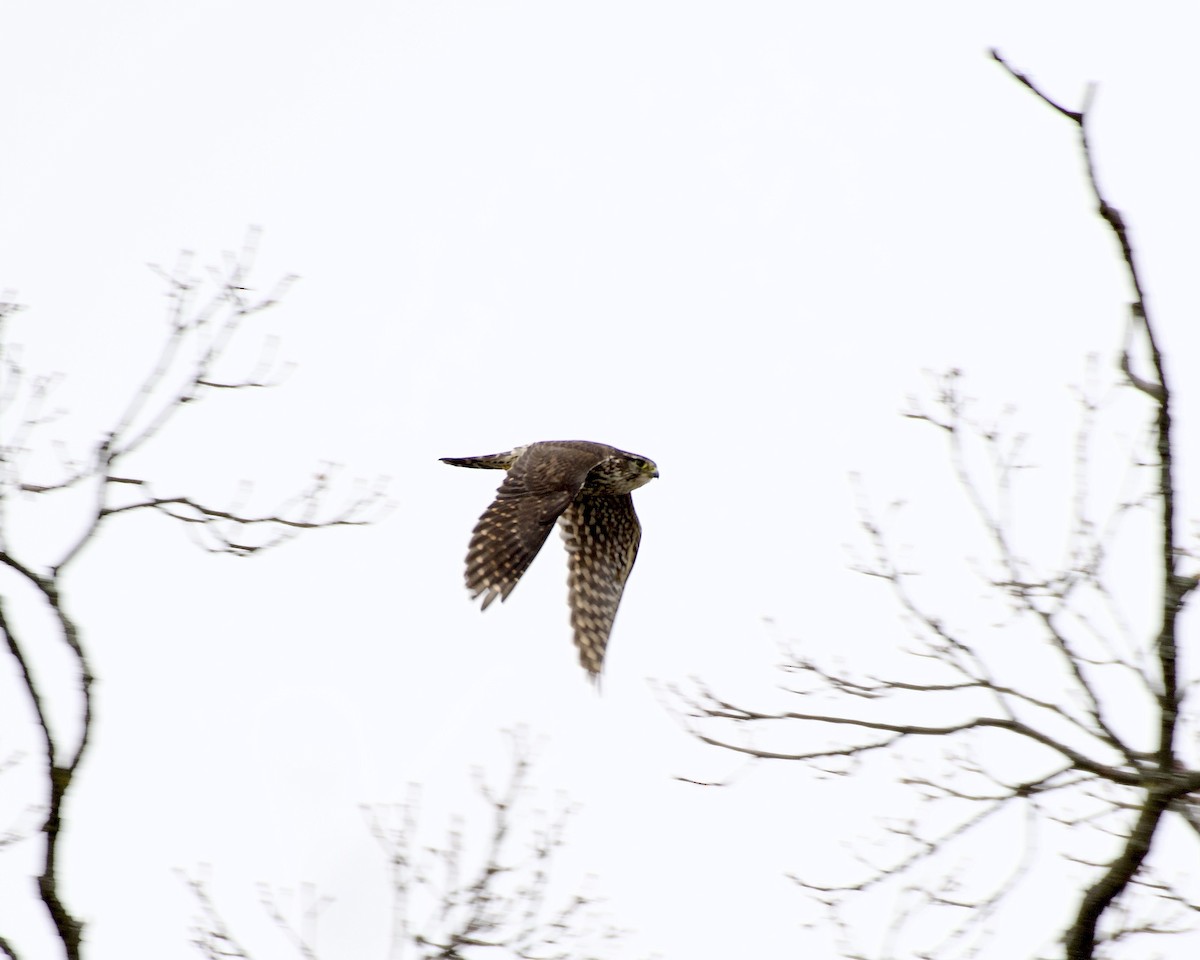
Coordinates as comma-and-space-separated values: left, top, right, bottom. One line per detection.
441, 440, 659, 679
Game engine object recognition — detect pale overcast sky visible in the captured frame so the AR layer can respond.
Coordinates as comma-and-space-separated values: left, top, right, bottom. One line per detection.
2, 3, 1199, 959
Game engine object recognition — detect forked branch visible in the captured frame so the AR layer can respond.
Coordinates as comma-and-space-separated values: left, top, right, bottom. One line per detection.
0, 237, 384, 959
680, 54, 1200, 960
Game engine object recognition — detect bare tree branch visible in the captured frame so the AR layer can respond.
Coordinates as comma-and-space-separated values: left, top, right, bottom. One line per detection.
180, 869, 254, 960
991, 49, 1188, 960
187, 733, 634, 960
0, 235, 383, 959
679, 54, 1200, 960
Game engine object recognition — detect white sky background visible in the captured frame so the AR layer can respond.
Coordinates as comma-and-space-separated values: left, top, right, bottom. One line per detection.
2, 2, 1200, 958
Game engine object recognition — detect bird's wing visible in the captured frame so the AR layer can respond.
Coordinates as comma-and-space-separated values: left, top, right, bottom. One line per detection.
464, 444, 609, 609
559, 493, 642, 678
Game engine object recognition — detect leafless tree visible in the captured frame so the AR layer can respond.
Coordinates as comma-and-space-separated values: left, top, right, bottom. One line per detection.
679, 54, 1200, 960
0, 233, 385, 960
184, 733, 633, 960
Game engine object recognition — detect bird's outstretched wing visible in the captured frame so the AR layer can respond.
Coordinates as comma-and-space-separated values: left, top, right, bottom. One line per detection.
462, 444, 610, 609
559, 493, 642, 677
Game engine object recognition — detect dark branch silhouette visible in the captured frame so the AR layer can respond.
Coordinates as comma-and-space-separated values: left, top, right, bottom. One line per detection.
680, 54, 1200, 960
0, 233, 385, 960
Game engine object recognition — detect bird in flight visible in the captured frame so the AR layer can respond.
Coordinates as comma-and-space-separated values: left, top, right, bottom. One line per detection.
441, 440, 659, 679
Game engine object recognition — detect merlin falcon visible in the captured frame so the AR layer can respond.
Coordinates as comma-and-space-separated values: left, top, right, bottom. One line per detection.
441, 440, 658, 678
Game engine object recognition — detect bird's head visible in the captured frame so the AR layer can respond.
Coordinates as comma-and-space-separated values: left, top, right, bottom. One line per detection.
618, 453, 659, 491
586, 447, 659, 493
